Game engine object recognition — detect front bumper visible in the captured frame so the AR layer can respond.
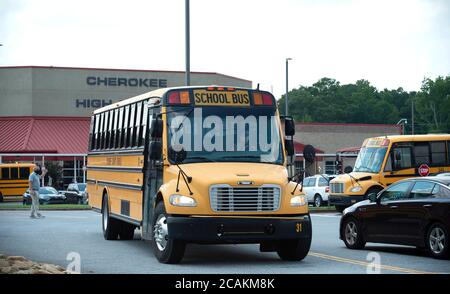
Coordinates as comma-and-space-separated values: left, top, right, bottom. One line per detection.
167, 215, 312, 244
329, 194, 363, 206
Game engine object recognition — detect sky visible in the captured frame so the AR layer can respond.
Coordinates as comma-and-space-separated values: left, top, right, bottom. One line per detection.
1, 0, 449, 98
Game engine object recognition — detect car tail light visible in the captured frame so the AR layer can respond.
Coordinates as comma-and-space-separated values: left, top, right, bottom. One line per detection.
325, 186, 330, 193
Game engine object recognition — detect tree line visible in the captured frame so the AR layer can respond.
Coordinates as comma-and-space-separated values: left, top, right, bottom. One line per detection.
277, 76, 450, 134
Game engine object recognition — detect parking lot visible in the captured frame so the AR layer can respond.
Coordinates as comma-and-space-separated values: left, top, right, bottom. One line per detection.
0, 209, 448, 274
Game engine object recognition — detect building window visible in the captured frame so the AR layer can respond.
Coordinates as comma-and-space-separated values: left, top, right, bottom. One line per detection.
294, 160, 304, 174
325, 161, 336, 175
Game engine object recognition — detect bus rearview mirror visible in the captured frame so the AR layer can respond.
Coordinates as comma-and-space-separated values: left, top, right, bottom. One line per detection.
150, 117, 163, 138
284, 117, 295, 136
344, 166, 353, 173
285, 139, 295, 157
149, 141, 162, 160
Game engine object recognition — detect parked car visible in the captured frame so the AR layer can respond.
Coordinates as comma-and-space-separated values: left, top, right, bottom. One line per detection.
436, 172, 450, 177
64, 183, 88, 204
340, 176, 450, 259
23, 187, 66, 205
302, 174, 336, 207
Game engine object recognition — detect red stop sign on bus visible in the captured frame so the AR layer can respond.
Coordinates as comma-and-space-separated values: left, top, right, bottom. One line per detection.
418, 164, 430, 177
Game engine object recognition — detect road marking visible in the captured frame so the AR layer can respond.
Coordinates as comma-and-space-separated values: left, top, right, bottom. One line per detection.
309, 251, 438, 274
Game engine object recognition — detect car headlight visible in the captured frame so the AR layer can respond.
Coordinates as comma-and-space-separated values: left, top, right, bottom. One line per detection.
290, 195, 307, 207
169, 194, 197, 207
350, 186, 362, 193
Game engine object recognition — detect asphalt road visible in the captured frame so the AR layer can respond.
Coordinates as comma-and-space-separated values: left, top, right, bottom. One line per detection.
0, 210, 449, 274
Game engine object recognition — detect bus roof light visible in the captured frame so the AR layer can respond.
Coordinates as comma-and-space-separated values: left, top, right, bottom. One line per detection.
168, 91, 190, 105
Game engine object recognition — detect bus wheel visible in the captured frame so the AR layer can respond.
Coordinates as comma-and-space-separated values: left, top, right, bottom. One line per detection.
119, 222, 136, 240
152, 202, 185, 264
0, 193, 3, 202
102, 194, 119, 240
276, 238, 311, 261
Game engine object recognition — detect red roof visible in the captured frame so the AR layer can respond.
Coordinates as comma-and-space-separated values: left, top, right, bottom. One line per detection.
0, 117, 90, 154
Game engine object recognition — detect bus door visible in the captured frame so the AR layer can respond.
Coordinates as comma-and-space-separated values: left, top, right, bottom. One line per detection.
142, 106, 164, 240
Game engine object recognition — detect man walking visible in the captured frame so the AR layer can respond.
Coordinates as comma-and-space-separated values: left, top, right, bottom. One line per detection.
29, 164, 46, 219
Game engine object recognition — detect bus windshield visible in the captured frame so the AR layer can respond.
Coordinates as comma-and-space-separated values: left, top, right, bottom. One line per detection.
353, 147, 388, 173
166, 106, 284, 164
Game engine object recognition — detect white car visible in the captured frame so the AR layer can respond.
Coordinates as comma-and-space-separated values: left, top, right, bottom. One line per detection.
302, 174, 336, 207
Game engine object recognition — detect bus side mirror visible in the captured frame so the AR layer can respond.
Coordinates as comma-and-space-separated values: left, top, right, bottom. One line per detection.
284, 117, 295, 136
285, 139, 295, 157
149, 141, 162, 160
344, 166, 353, 173
150, 117, 163, 138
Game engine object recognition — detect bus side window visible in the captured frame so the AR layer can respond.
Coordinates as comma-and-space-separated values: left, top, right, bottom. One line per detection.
113, 108, 119, 149
19, 167, 30, 179
140, 101, 149, 147
11, 168, 19, 180
430, 141, 446, 166
414, 142, 430, 166
134, 102, 142, 147
94, 114, 100, 150
392, 147, 412, 170
117, 107, 123, 148
128, 104, 136, 148
1, 168, 9, 180
384, 152, 393, 172
122, 105, 130, 148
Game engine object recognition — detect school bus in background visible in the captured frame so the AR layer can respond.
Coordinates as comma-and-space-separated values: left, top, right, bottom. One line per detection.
0, 163, 34, 202
86, 86, 312, 264
329, 134, 450, 212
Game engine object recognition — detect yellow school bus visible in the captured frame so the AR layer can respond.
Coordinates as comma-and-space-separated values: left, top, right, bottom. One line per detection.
87, 86, 311, 263
329, 134, 450, 212
0, 163, 34, 202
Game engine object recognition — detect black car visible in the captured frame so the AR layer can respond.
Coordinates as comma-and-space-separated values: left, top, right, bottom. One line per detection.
23, 187, 67, 205
340, 176, 450, 259
64, 183, 87, 204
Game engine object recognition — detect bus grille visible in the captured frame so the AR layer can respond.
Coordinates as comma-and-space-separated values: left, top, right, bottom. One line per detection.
210, 185, 281, 212
331, 182, 344, 193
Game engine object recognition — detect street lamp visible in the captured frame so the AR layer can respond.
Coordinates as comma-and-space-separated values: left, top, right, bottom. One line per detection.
285, 58, 292, 116
397, 118, 408, 135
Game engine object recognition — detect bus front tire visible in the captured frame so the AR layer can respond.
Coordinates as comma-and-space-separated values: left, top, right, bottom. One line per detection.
276, 238, 311, 261
102, 194, 120, 240
152, 202, 186, 264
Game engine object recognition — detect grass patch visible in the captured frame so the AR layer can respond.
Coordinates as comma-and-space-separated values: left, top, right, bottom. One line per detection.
309, 205, 337, 212
0, 204, 91, 210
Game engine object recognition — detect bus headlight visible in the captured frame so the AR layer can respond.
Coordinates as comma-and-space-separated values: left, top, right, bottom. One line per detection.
350, 186, 362, 193
290, 195, 307, 207
169, 194, 197, 207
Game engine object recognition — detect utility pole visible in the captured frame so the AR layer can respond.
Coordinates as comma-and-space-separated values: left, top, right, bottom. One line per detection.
285, 58, 292, 116
411, 98, 415, 135
185, 0, 191, 86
